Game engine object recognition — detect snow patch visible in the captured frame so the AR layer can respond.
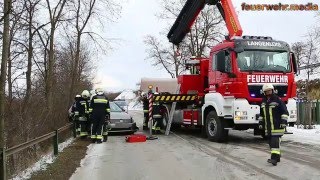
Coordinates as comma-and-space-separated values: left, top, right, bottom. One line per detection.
283, 125, 320, 145
11, 138, 75, 180
245, 125, 320, 145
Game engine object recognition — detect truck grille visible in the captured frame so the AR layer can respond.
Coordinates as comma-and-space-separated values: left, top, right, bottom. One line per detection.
248, 85, 288, 98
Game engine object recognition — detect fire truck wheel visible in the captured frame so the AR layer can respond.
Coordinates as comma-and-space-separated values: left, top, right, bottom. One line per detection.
205, 110, 228, 142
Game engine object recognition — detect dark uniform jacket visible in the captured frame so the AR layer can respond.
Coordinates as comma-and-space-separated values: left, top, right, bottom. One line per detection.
142, 97, 149, 113
73, 97, 88, 117
90, 94, 110, 116
259, 94, 289, 136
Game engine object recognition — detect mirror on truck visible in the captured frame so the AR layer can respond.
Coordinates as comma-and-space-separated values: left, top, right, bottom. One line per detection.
234, 46, 244, 53
291, 52, 298, 74
216, 51, 226, 72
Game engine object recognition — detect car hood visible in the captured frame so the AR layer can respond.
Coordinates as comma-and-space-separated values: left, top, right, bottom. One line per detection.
110, 112, 131, 120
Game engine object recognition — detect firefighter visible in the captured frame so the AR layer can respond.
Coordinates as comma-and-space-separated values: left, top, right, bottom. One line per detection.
258, 83, 289, 166
89, 88, 110, 143
141, 92, 149, 130
81, 90, 90, 137
70, 94, 82, 135
152, 92, 163, 134
74, 91, 89, 139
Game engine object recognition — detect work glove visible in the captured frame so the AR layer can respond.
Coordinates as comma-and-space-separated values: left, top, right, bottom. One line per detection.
280, 119, 287, 129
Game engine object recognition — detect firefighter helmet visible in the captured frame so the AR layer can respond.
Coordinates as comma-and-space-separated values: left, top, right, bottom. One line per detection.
81, 90, 90, 98
262, 83, 274, 92
141, 92, 146, 97
90, 89, 96, 96
95, 88, 104, 95
75, 94, 81, 100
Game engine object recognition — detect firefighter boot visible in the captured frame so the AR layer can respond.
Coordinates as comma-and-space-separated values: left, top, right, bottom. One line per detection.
155, 127, 161, 134
268, 154, 279, 166
268, 155, 280, 163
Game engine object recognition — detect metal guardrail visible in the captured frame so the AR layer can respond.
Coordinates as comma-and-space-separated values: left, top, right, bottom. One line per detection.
0, 123, 74, 180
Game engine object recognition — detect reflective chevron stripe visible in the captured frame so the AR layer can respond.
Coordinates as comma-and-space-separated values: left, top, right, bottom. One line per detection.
153, 94, 197, 103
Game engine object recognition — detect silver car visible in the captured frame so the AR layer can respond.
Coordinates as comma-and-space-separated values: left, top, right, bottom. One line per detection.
109, 101, 138, 133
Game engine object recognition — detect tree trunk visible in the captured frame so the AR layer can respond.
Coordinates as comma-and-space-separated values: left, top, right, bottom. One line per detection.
46, 24, 55, 129
7, 51, 12, 102
0, 0, 11, 179
68, 34, 81, 105
25, 10, 33, 107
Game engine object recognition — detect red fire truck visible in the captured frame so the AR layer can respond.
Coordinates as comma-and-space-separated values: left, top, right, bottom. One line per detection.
149, 0, 298, 142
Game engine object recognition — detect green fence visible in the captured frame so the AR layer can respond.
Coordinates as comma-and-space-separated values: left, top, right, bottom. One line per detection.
296, 99, 320, 125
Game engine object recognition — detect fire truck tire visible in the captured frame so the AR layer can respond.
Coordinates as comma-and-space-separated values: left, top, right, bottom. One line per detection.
205, 110, 228, 142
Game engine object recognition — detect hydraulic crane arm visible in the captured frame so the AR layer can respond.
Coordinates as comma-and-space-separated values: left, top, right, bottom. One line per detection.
167, 0, 243, 45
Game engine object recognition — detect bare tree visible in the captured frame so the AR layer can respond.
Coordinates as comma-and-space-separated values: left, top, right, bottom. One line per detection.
68, 0, 96, 104
22, 0, 48, 107
0, 0, 12, 178
144, 35, 187, 78
145, 0, 224, 77
44, 0, 67, 118
292, 29, 320, 129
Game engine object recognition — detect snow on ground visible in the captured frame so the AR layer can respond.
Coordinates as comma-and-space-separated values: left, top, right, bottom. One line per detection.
283, 125, 320, 145
11, 138, 75, 180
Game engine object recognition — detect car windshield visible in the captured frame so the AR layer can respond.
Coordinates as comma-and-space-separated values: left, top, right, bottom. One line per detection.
110, 102, 123, 112
114, 101, 127, 106
237, 51, 290, 72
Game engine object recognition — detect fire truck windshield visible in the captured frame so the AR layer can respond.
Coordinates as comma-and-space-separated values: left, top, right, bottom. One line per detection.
237, 50, 290, 73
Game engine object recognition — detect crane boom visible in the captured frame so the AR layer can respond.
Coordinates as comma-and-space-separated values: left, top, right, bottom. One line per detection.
167, 0, 243, 45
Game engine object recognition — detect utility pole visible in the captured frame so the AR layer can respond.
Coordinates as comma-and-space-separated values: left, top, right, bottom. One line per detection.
1, 0, 12, 179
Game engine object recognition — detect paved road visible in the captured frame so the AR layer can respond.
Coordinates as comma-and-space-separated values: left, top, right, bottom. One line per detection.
70, 111, 320, 180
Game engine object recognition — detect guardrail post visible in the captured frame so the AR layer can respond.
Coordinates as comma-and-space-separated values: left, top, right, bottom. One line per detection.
0, 147, 6, 180
316, 99, 320, 124
53, 130, 58, 156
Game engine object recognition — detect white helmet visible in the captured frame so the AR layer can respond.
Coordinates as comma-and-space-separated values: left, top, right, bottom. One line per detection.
262, 83, 274, 92
81, 90, 90, 98
141, 92, 146, 97
154, 92, 159, 95
90, 89, 96, 96
95, 88, 104, 95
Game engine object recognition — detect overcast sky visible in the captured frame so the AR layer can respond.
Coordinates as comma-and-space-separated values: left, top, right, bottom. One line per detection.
93, 0, 319, 92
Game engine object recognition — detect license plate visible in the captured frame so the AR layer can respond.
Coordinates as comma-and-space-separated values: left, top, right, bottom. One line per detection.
120, 120, 123, 122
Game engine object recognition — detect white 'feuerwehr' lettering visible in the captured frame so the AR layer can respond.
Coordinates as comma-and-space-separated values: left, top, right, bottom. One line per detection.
247, 75, 288, 83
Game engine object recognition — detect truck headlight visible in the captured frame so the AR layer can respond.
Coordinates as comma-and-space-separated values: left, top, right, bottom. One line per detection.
235, 111, 248, 120
235, 111, 247, 116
